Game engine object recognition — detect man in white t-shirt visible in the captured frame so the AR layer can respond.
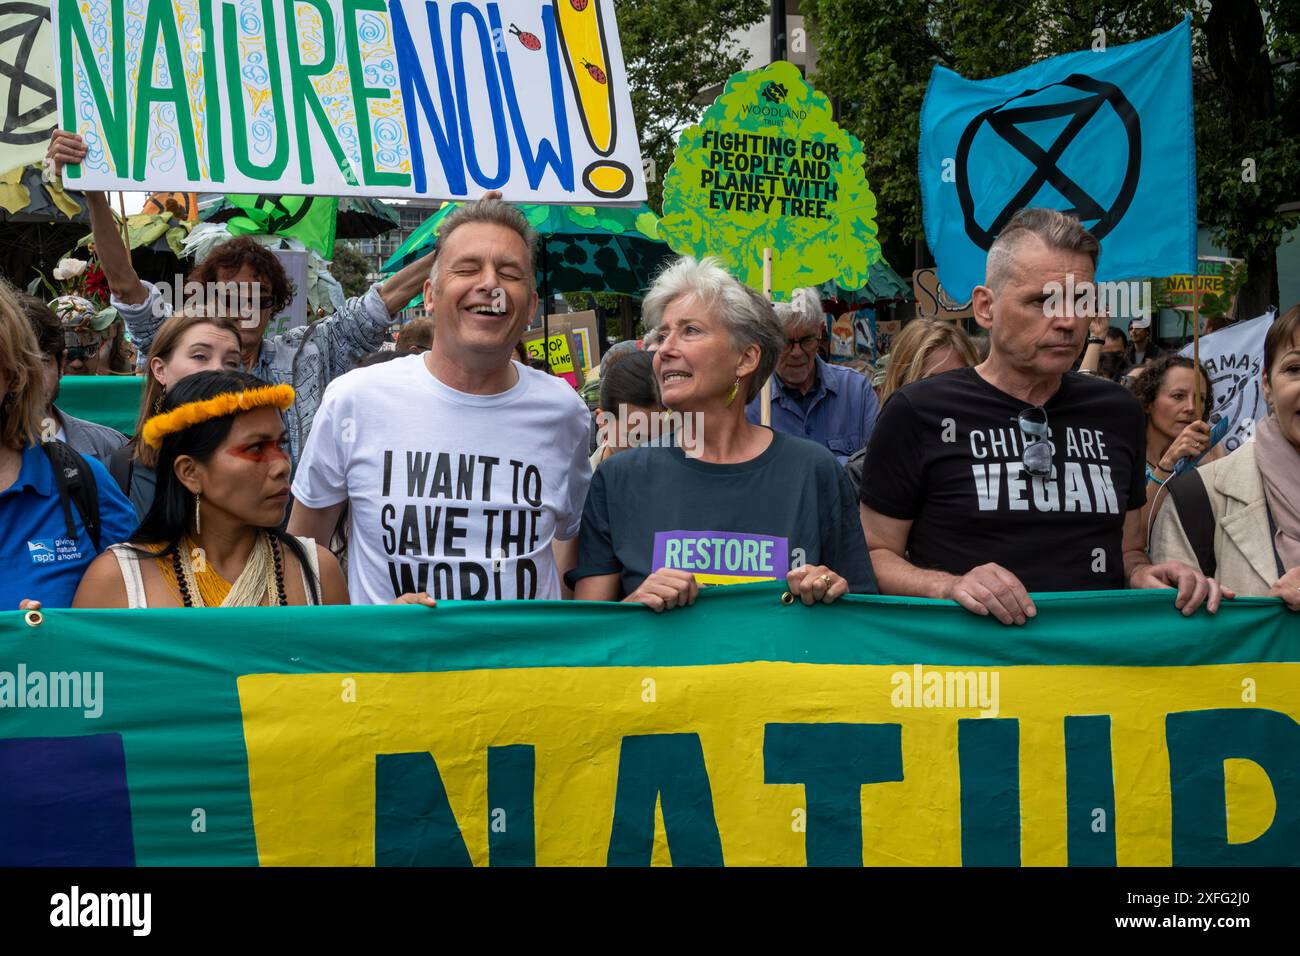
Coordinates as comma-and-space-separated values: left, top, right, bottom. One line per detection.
288, 198, 592, 603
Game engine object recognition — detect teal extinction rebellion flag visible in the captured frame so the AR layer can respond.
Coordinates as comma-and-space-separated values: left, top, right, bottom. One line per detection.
919, 16, 1196, 300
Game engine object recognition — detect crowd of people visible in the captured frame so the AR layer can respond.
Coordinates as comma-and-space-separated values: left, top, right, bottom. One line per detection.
3, 137, 1298, 619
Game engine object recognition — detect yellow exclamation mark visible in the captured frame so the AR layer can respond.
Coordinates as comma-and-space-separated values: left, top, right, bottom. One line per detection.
554, 0, 632, 198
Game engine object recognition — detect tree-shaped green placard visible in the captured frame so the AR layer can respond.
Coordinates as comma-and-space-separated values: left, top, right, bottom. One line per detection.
659, 61, 881, 300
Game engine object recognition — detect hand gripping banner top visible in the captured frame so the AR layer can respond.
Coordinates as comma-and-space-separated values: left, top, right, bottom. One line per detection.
50, 0, 646, 203
919, 16, 1196, 301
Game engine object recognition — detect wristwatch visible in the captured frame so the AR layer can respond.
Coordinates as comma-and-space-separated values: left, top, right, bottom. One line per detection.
1086, 336, 1105, 346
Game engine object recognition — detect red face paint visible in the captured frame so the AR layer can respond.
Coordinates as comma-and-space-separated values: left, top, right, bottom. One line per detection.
225, 441, 289, 463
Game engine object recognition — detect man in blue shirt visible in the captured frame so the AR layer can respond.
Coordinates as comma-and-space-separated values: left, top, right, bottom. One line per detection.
746, 290, 880, 463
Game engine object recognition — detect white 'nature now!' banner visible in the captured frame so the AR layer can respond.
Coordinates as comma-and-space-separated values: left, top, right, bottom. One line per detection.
52, 0, 645, 203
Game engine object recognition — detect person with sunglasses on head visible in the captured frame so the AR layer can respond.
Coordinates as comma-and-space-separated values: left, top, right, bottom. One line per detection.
744, 288, 880, 463
858, 208, 1225, 625
16, 293, 127, 465
53, 295, 136, 376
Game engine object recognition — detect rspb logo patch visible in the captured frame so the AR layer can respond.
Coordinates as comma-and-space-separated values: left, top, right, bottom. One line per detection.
27, 538, 84, 565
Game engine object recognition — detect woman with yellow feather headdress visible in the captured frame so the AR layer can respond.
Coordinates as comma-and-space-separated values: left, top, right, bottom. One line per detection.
73, 370, 436, 609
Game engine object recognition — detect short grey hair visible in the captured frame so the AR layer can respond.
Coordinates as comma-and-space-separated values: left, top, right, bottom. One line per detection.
776, 286, 824, 335
984, 207, 1100, 292
428, 198, 538, 290
641, 256, 784, 403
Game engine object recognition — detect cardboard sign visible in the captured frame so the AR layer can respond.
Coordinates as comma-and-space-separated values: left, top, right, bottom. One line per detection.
267, 249, 309, 335
52, 0, 645, 203
913, 267, 974, 320
2, 587, 1296, 866
1161, 256, 1244, 312
659, 61, 881, 298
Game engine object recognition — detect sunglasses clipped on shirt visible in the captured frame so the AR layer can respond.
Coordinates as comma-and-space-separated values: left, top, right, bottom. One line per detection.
1016, 405, 1054, 478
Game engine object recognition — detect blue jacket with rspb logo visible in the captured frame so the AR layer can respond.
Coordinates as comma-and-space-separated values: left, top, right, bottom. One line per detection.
0, 444, 138, 609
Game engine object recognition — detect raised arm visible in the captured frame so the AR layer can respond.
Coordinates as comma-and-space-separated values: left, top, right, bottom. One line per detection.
47, 131, 148, 306
378, 250, 437, 316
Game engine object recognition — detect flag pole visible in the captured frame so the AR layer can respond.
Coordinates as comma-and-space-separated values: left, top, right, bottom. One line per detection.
760, 247, 773, 427
1192, 289, 1202, 421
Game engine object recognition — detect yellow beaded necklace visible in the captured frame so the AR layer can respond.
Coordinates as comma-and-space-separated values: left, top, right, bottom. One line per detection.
155, 538, 236, 606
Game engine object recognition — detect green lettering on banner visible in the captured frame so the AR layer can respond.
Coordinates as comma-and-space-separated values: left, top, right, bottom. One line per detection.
282, 0, 355, 186
763, 722, 904, 866
58, 0, 128, 176
134, 0, 201, 182
663, 538, 681, 567
486, 744, 535, 867
199, 1, 224, 179
1167, 708, 1300, 866
223, 0, 290, 181
606, 734, 723, 866
375, 751, 472, 866
958, 717, 1021, 866
343, 0, 411, 188
1064, 714, 1116, 866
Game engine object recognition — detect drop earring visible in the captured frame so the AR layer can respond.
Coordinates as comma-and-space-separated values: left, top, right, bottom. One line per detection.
725, 378, 740, 407
194, 492, 202, 535
153, 385, 165, 414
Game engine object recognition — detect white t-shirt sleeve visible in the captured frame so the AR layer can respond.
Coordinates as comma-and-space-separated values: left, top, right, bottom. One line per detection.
290, 380, 350, 507
556, 402, 593, 541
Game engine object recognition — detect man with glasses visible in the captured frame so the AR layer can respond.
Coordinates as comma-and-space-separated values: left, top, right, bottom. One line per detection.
858, 208, 1225, 625
745, 288, 880, 463
46, 129, 438, 471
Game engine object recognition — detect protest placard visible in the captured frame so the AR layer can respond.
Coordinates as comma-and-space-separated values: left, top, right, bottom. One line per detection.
1162, 256, 1245, 312
2, 587, 1295, 866
658, 61, 881, 298
913, 267, 974, 320
51, 0, 645, 203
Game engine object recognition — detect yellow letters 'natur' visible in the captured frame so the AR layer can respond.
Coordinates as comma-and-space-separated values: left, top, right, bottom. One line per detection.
237, 662, 1287, 866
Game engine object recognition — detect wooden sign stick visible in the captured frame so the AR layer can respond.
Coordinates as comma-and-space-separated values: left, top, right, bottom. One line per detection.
760, 247, 773, 427
1192, 290, 1203, 421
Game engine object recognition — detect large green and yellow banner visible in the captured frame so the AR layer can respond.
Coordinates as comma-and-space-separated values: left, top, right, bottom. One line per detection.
1, 585, 1297, 866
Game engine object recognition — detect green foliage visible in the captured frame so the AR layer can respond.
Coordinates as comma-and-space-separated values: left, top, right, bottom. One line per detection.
329, 242, 373, 299
614, 0, 768, 211
801, 0, 1299, 308
659, 61, 881, 297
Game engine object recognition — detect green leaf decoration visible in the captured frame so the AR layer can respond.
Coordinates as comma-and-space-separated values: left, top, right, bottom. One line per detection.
659, 61, 882, 299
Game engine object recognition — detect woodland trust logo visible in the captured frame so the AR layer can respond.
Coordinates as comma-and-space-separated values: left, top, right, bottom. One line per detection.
746, 81, 807, 120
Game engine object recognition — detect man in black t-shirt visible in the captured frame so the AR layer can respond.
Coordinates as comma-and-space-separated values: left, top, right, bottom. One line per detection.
859, 208, 1227, 625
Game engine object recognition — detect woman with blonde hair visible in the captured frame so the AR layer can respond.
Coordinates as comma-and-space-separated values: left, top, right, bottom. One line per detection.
108, 308, 243, 517
846, 319, 979, 494
878, 319, 980, 405
0, 280, 137, 610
